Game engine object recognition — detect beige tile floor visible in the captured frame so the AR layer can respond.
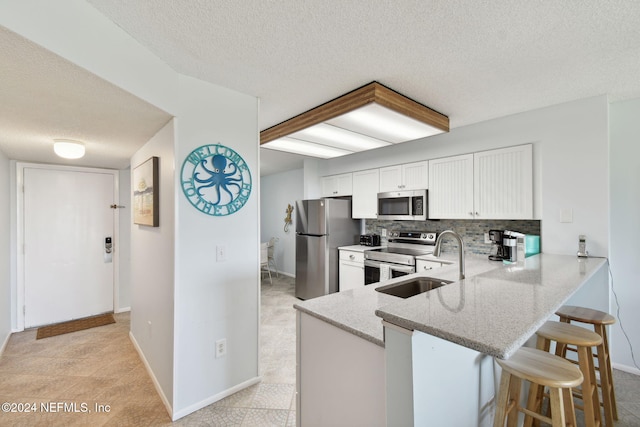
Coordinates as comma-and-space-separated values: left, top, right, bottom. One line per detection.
1, 273, 639, 426
0, 275, 297, 427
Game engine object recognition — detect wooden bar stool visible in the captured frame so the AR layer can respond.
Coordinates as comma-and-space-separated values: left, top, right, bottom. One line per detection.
534, 321, 603, 427
557, 305, 617, 427
494, 347, 583, 427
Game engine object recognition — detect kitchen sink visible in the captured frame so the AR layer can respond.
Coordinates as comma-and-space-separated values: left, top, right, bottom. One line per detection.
375, 277, 454, 298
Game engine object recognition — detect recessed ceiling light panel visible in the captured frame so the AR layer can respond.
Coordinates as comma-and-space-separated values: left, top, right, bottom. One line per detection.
290, 123, 391, 151
262, 137, 352, 159
326, 103, 445, 143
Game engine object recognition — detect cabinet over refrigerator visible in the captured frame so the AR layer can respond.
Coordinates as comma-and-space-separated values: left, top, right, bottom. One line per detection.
295, 199, 360, 300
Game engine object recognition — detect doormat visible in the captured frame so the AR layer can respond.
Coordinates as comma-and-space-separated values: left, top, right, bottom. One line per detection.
36, 313, 115, 340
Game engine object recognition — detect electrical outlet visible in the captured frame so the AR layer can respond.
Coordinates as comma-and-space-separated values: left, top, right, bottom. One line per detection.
381, 228, 387, 237
484, 232, 491, 244
215, 338, 227, 358
216, 245, 226, 262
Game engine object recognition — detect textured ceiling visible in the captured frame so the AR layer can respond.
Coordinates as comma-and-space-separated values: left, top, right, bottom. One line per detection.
2, 1, 640, 173
0, 26, 171, 170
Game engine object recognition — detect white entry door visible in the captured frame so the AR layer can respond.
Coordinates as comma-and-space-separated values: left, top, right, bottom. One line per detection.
23, 167, 116, 328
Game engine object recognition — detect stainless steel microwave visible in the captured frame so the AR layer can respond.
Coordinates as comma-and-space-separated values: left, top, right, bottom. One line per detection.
377, 189, 428, 221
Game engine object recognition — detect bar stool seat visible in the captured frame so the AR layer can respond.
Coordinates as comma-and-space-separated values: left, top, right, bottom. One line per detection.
494, 347, 583, 427
535, 321, 603, 427
557, 305, 617, 426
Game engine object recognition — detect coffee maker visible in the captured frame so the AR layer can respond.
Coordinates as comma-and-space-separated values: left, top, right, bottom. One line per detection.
488, 230, 507, 261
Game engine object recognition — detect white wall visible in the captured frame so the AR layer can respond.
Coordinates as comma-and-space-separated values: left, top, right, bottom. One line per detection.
173, 75, 259, 417
130, 120, 176, 407
2, 3, 261, 419
118, 168, 131, 311
0, 149, 10, 352
260, 168, 304, 276
322, 96, 610, 257
609, 98, 640, 373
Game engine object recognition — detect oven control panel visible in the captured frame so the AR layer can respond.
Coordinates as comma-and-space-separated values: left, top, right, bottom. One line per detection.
388, 231, 437, 245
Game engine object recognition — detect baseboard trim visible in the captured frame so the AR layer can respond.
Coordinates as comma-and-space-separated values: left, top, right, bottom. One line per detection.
612, 362, 640, 376
171, 376, 262, 421
0, 331, 10, 357
129, 331, 173, 418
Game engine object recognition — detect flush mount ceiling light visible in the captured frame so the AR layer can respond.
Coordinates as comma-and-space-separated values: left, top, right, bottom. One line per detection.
53, 139, 85, 159
260, 82, 449, 159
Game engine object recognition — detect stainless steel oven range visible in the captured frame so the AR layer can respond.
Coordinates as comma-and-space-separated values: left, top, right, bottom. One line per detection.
364, 231, 437, 285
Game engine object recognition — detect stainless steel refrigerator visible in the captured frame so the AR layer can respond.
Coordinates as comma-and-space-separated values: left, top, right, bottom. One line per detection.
295, 199, 360, 300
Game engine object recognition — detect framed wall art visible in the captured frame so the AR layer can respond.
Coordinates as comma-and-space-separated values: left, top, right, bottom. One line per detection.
133, 156, 159, 226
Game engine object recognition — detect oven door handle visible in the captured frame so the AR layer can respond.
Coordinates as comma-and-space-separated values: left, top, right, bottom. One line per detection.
364, 260, 382, 268
388, 264, 415, 274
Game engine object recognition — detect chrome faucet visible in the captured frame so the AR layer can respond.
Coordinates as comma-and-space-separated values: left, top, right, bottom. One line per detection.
433, 230, 465, 280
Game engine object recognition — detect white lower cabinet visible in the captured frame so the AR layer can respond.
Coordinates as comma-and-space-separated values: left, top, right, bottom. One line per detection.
339, 249, 364, 291
297, 312, 385, 427
416, 259, 447, 272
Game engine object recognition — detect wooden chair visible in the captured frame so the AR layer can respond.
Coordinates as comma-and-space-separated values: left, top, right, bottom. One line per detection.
260, 242, 272, 284
533, 321, 603, 427
556, 305, 617, 427
267, 237, 279, 278
494, 347, 583, 427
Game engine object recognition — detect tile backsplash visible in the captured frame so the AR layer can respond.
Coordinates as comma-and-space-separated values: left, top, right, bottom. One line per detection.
365, 219, 541, 256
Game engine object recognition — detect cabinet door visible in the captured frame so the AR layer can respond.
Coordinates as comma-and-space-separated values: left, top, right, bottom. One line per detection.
379, 165, 402, 192
336, 173, 353, 196
321, 173, 353, 197
352, 169, 379, 219
402, 161, 428, 190
428, 154, 474, 219
339, 260, 364, 291
474, 144, 532, 219
416, 259, 444, 272
321, 175, 337, 197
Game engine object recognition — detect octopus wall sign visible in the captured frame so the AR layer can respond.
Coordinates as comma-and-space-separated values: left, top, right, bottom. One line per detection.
181, 144, 252, 216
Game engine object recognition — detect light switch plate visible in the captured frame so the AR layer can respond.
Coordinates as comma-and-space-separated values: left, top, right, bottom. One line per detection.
560, 208, 573, 223
216, 245, 226, 262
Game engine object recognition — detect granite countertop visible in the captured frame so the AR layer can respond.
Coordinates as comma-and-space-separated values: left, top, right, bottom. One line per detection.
294, 253, 497, 348
375, 253, 606, 359
294, 252, 607, 358
338, 244, 384, 252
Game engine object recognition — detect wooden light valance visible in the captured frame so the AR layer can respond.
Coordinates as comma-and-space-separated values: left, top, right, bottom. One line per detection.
260, 81, 449, 145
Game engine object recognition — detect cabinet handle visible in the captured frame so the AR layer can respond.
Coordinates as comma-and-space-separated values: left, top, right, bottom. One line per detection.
469, 212, 474, 216
349, 254, 355, 260
475, 212, 479, 216
423, 265, 432, 270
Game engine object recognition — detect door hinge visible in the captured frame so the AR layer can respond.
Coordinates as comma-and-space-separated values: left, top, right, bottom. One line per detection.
110, 204, 125, 209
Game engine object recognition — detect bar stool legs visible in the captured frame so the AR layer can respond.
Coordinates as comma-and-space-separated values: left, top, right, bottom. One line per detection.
535, 321, 603, 427
494, 347, 583, 427
557, 305, 618, 426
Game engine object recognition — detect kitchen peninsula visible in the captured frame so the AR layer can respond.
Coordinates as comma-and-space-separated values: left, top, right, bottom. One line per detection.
294, 253, 608, 427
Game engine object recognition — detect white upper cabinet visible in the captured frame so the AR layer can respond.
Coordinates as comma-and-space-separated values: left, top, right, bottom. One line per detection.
321, 172, 353, 197
474, 144, 532, 219
379, 161, 428, 192
428, 154, 475, 219
428, 144, 533, 219
352, 168, 379, 219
